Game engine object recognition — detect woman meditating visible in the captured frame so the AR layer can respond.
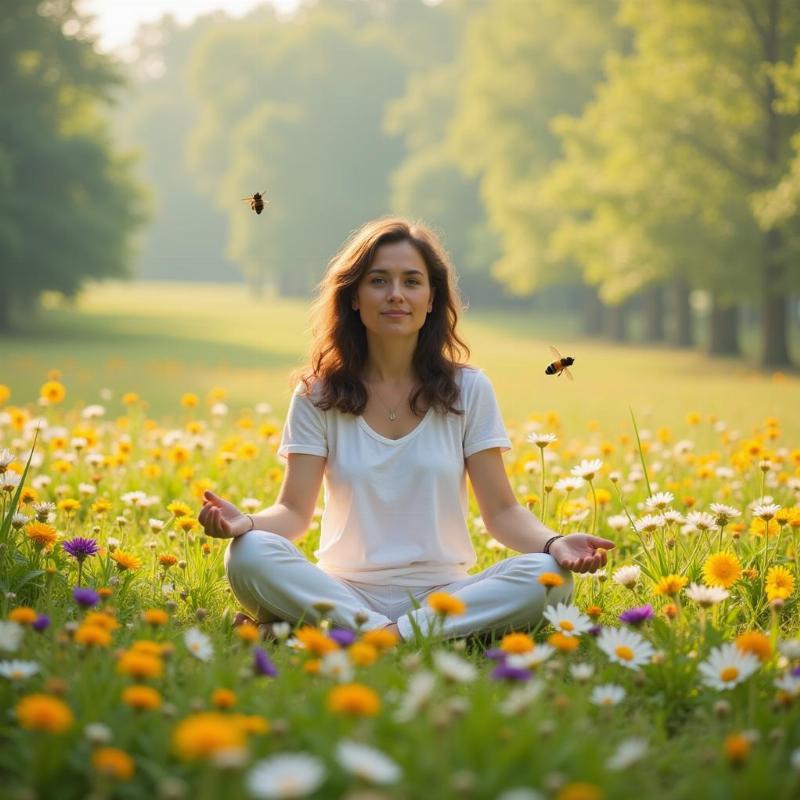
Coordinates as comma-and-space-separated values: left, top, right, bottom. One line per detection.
197, 217, 614, 640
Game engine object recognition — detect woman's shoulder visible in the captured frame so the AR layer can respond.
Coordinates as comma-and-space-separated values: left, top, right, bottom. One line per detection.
455, 364, 488, 390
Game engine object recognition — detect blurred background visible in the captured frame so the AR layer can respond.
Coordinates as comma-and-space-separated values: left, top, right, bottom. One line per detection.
1, 0, 800, 425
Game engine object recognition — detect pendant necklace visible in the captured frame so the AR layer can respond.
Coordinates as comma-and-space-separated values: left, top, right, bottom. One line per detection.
368, 382, 406, 421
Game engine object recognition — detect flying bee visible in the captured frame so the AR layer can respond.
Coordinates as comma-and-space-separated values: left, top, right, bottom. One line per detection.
545, 345, 575, 380
241, 191, 268, 215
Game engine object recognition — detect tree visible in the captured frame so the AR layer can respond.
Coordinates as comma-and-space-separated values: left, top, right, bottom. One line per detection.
0, 0, 146, 330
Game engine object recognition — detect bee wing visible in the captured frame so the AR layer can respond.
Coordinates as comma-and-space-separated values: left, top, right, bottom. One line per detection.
240, 197, 253, 202
563, 367, 575, 381
549, 345, 564, 359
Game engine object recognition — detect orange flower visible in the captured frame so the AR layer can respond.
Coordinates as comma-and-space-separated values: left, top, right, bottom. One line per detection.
211, 689, 237, 709
360, 628, 399, 651
735, 631, 771, 663
327, 683, 381, 716
538, 572, 565, 588
348, 642, 378, 667
92, 747, 135, 780
122, 685, 162, 711
143, 609, 169, 627
25, 522, 58, 550
117, 651, 163, 680
296, 626, 338, 656
235, 622, 260, 643
172, 712, 246, 762
584, 605, 603, 619
8, 607, 37, 625
548, 632, 579, 652
724, 733, 750, 765
111, 550, 141, 572
74, 625, 112, 648
15, 694, 73, 733
427, 592, 466, 616
500, 633, 535, 654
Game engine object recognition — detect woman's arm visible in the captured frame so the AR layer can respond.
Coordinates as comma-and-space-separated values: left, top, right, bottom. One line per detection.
466, 448, 613, 572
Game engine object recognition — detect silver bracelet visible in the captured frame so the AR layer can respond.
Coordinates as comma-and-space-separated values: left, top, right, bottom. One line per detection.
245, 514, 255, 532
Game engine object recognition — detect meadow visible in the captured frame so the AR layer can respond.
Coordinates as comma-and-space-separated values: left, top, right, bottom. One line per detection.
0, 282, 799, 799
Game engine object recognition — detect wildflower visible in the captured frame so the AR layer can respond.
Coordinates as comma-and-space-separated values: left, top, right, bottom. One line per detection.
8, 607, 37, 626
32, 615, 50, 632
328, 628, 356, 648
698, 643, 760, 690
327, 683, 381, 716
590, 684, 626, 706
158, 553, 178, 569
235, 622, 260, 643
335, 740, 401, 785
752, 503, 781, 521
246, 753, 326, 799
538, 572, 565, 589
92, 747, 135, 781
585, 605, 603, 619
569, 663, 595, 682
122, 685, 162, 711
506, 645, 555, 670
735, 631, 772, 663
0, 660, 40, 681
498, 681, 544, 716
72, 587, 100, 608
606, 737, 648, 770
348, 642, 378, 667
724, 733, 750, 765
212, 689, 237, 709
491, 663, 532, 682
607, 515, 628, 532
360, 627, 399, 651
62, 536, 100, 562
25, 522, 58, 549
500, 633, 535, 654
253, 648, 278, 678
703, 552, 742, 588
117, 651, 163, 679
172, 712, 247, 762
295, 626, 338, 656
15, 694, 73, 732
710, 503, 741, 525
427, 592, 466, 616
432, 650, 477, 683
84, 611, 118, 630
111, 550, 141, 572
529, 432, 558, 448
685, 511, 718, 533
548, 632, 579, 652
543, 603, 592, 637
143, 608, 169, 627
634, 515, 665, 534
571, 459, 603, 480
184, 627, 213, 662
613, 565, 641, 589
653, 575, 688, 596
766, 565, 794, 601
597, 628, 655, 670
618, 605, 654, 626
75, 624, 112, 648
40, 380, 66, 405
645, 492, 674, 511
84, 722, 112, 744
685, 583, 729, 607
554, 477, 584, 493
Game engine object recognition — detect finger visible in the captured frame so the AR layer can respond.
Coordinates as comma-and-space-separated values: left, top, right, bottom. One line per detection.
590, 537, 616, 550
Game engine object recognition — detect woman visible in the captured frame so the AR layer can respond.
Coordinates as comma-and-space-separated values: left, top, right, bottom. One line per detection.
198, 217, 613, 641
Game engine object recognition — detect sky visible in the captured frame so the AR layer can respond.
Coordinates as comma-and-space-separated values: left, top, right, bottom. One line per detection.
77, 0, 300, 52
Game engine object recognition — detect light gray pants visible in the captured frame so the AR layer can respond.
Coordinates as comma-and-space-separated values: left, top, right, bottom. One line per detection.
224, 530, 573, 640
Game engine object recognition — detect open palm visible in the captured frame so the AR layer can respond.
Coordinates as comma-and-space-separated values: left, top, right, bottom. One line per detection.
549, 534, 615, 574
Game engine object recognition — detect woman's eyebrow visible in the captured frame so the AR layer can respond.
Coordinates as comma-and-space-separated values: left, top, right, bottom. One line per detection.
366, 267, 425, 276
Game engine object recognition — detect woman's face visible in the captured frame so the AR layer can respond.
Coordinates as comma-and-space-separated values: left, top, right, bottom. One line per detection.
351, 240, 435, 339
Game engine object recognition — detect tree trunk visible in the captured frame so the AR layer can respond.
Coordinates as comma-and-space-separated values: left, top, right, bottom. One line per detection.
672, 279, 694, 348
708, 295, 741, 356
642, 285, 665, 342
581, 284, 604, 336
605, 302, 629, 342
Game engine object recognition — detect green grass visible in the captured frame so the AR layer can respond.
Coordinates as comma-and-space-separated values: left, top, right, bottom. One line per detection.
2, 281, 798, 441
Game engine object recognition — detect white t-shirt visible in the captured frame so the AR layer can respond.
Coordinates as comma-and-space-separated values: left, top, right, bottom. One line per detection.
277, 366, 511, 586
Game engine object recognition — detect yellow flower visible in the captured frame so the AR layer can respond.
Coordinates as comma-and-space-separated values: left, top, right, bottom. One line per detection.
327, 683, 381, 716
735, 631, 772, 663
167, 500, 192, 518
168, 445, 191, 464
538, 572, 565, 589
91, 498, 113, 515
74, 625, 112, 648
57, 498, 81, 515
172, 712, 246, 761
122, 685, 162, 711
121, 392, 139, 406
25, 522, 58, 550
359, 628, 398, 651
653, 575, 688, 596
111, 550, 141, 572
702, 552, 742, 589
130, 640, 163, 657
724, 733, 750, 765
427, 592, 466, 616
117, 651, 163, 680
176, 517, 197, 533
83, 611, 118, 630
8, 607, 37, 625
0, 384, 10, 404
211, 689, 237, 709
765, 565, 794, 601
15, 694, 73, 733
181, 393, 199, 408
92, 747, 135, 780
750, 518, 780, 537
40, 380, 66, 405
231, 714, 270, 735
296, 626, 338, 656
348, 642, 378, 667
500, 633, 535, 654
143, 609, 169, 627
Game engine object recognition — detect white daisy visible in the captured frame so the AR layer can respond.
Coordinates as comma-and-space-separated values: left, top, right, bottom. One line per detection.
607, 514, 629, 532
528, 433, 557, 448
590, 684, 626, 706
554, 477, 584, 493
634, 514, 665, 534
543, 603, 592, 637
394, 671, 436, 723
596, 628, 655, 670
246, 753, 326, 799
791, 748, 800, 772
507, 645, 555, 669
645, 492, 674, 511
183, 627, 214, 662
698, 643, 760, 691
777, 639, 800, 660
0, 660, 39, 680
662, 509, 685, 525
685, 511, 718, 533
319, 651, 354, 683
335, 740, 401, 785
751, 502, 781, 521
570, 459, 603, 481
568, 662, 595, 682
709, 503, 740, 523
84, 722, 113, 744
81, 404, 106, 419
774, 673, 800, 696
612, 565, 641, 589
432, 650, 477, 684
0, 448, 15, 469
606, 737, 648, 770
684, 583, 729, 607
0, 621, 24, 653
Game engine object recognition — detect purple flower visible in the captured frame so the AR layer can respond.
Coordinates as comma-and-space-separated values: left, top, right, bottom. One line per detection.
72, 587, 100, 608
490, 663, 531, 682
33, 614, 51, 632
792, 665, 800, 678
485, 648, 508, 663
63, 537, 100, 562
253, 647, 278, 678
329, 628, 356, 648
588, 625, 602, 637
619, 605, 654, 626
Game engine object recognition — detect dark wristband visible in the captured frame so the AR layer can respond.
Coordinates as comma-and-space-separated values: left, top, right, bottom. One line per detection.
543, 535, 563, 554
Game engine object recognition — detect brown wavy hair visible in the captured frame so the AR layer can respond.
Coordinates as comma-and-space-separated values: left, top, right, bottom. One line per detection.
292, 217, 471, 417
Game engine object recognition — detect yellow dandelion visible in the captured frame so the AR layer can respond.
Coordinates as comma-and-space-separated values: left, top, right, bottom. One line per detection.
167, 500, 192, 518
84, 611, 118, 630
765, 565, 794, 601
57, 498, 81, 515
180, 393, 199, 408
653, 574, 688, 596
0, 384, 10, 404
702, 552, 742, 589
427, 592, 466, 616
15, 694, 73, 733
121, 392, 139, 406
327, 683, 381, 717
129, 640, 163, 657
176, 517, 197, 533
750, 518, 780, 537
143, 609, 169, 627
111, 550, 141, 572
39, 380, 66, 405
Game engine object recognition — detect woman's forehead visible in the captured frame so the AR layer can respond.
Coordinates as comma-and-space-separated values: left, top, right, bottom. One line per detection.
370, 240, 426, 271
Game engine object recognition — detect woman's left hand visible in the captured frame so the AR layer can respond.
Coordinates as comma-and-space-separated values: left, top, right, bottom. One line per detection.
548, 534, 615, 574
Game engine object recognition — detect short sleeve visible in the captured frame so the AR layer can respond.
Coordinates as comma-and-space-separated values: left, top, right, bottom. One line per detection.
462, 369, 512, 458
277, 384, 328, 460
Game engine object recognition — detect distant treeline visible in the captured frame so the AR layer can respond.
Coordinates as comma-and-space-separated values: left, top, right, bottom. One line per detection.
2, 1, 799, 366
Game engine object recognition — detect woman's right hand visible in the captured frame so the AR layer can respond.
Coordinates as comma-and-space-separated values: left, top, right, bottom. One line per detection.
198, 490, 253, 539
